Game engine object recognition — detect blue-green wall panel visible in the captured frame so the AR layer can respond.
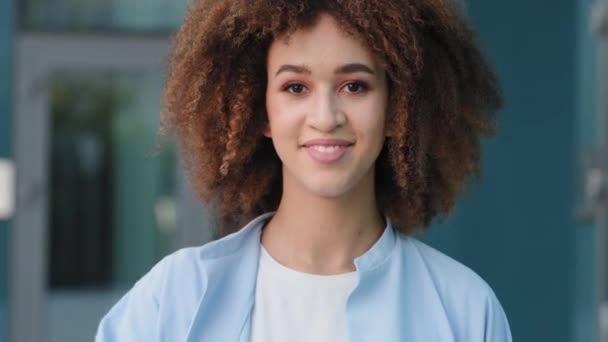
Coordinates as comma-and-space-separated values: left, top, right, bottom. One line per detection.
0, 0, 13, 157
0, 0, 14, 339
423, 1, 577, 341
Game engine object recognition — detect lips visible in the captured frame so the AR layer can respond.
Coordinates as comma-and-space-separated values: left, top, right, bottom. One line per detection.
302, 138, 353, 164
302, 138, 353, 147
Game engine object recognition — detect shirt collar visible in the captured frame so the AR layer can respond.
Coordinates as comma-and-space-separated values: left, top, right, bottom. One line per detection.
353, 216, 397, 272
211, 211, 397, 272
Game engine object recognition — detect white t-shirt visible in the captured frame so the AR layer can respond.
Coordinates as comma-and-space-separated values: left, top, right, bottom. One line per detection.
250, 245, 358, 342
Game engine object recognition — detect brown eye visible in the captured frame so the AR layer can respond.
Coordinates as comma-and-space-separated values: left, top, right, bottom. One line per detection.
344, 81, 368, 93
286, 83, 306, 94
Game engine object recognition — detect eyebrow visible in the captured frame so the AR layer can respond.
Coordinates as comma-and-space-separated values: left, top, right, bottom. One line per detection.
335, 63, 376, 75
274, 63, 376, 77
275, 64, 311, 77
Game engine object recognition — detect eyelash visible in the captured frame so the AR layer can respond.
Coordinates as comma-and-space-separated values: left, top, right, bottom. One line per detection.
282, 81, 370, 95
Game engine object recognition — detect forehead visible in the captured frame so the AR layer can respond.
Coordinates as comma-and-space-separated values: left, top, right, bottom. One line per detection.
267, 14, 376, 68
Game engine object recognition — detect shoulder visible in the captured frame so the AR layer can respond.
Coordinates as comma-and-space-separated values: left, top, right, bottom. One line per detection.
122, 217, 264, 297
146, 212, 272, 288
96, 215, 266, 341
95, 247, 206, 341
396, 235, 512, 341
401, 236, 490, 294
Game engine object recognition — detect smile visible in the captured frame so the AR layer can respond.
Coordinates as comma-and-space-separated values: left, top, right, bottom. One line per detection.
310, 145, 342, 153
304, 144, 350, 164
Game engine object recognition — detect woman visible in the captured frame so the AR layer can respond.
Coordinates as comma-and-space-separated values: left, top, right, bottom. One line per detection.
97, 0, 511, 341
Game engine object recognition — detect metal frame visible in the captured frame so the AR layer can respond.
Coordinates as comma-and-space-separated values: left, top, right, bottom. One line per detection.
10, 33, 211, 342
600, 5, 608, 341
592, 1, 608, 341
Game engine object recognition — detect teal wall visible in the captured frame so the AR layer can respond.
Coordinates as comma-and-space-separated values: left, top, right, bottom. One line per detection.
0, 0, 14, 339
423, 1, 578, 341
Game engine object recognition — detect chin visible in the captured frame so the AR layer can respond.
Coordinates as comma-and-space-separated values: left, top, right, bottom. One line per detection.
283, 163, 374, 200
303, 177, 358, 199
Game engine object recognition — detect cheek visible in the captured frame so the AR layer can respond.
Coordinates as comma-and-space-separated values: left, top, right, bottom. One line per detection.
265, 105, 298, 141
266, 98, 303, 134
349, 101, 387, 137
265, 93, 284, 136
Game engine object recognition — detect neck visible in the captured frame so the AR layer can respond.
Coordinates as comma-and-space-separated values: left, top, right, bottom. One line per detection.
261, 170, 385, 275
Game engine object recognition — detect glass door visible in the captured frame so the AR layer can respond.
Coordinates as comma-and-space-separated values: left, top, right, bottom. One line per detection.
11, 34, 213, 342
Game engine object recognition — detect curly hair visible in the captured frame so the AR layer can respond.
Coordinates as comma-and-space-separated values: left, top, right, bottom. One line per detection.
162, 0, 502, 235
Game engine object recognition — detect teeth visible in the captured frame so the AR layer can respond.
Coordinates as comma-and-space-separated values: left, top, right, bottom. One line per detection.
312, 145, 341, 153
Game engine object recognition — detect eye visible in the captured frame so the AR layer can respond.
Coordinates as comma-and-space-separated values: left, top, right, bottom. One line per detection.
283, 83, 307, 94
343, 81, 369, 94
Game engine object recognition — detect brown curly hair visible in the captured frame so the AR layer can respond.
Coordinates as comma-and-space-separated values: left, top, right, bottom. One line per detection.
162, 0, 502, 235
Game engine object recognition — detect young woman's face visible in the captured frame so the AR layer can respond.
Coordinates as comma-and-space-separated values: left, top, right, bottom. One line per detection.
265, 13, 389, 198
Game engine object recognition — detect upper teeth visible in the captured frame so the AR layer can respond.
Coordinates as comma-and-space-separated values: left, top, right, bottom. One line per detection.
312, 145, 340, 153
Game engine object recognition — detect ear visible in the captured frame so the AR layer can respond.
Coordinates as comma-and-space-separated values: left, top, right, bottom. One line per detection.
384, 104, 395, 138
384, 113, 395, 137
262, 124, 272, 138
385, 124, 394, 138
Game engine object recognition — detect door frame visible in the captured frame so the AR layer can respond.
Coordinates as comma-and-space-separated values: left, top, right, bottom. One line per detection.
597, 3, 608, 339
10, 33, 211, 342
590, 0, 608, 340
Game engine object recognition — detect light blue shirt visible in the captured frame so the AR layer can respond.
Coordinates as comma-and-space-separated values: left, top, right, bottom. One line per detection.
96, 212, 512, 341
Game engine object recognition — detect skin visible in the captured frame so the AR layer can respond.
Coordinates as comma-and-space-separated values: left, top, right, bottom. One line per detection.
261, 14, 389, 275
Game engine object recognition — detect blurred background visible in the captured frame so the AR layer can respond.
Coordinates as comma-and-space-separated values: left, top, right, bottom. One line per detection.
0, 0, 606, 341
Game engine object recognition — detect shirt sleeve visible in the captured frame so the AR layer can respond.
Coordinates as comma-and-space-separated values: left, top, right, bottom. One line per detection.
484, 288, 513, 342
95, 257, 169, 342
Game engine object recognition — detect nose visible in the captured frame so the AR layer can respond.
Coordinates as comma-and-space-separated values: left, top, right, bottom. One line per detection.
306, 90, 346, 132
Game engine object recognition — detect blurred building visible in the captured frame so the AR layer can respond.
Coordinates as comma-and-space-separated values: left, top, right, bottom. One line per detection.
0, 0, 607, 341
